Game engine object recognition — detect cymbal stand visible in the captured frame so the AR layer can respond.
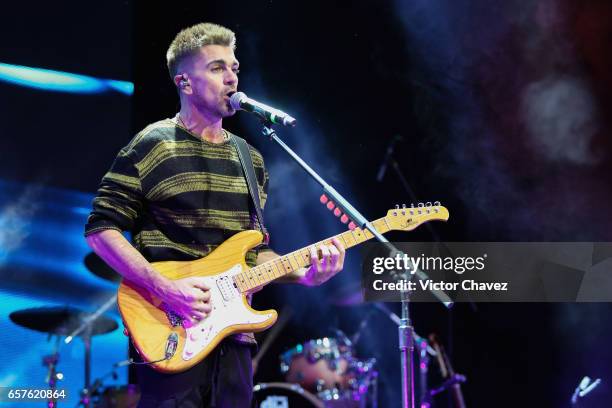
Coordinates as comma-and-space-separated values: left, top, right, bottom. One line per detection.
43, 335, 62, 408
65, 295, 117, 408
68, 326, 94, 408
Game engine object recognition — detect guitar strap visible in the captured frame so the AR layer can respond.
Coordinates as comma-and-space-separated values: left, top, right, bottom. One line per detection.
229, 134, 270, 245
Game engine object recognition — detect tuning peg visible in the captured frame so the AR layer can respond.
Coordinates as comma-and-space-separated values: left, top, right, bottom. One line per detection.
410, 203, 415, 208
333, 208, 342, 217
425, 202, 432, 207
395, 204, 400, 209
434, 201, 441, 206
417, 202, 424, 208
348, 222, 357, 230
320, 194, 329, 204
402, 203, 406, 208
326, 201, 335, 210
340, 214, 349, 223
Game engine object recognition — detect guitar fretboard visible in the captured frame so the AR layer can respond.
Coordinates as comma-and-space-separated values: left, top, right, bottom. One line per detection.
232, 217, 390, 292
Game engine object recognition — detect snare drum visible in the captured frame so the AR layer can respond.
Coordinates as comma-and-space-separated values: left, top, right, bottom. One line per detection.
253, 382, 323, 408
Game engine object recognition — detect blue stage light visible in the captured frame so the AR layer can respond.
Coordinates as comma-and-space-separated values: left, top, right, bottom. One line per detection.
0, 62, 134, 95
0, 180, 128, 405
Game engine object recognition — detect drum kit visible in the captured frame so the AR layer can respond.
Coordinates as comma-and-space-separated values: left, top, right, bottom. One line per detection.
262, 334, 378, 408
252, 288, 466, 408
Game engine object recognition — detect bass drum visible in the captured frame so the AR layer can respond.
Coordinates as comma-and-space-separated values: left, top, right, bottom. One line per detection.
253, 383, 323, 408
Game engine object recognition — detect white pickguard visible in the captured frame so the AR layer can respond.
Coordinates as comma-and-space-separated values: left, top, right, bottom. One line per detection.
181, 264, 273, 361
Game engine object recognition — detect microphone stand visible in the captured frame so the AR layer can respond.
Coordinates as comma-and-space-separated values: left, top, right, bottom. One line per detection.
377, 135, 478, 386
259, 121, 453, 408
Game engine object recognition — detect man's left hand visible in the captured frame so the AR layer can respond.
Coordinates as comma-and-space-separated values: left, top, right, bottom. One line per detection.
301, 238, 346, 286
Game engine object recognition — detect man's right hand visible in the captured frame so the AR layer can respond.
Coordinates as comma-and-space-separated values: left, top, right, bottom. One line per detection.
85, 230, 214, 328
156, 277, 212, 327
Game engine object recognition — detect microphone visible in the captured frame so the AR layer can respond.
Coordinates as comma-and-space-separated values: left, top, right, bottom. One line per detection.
376, 135, 402, 182
230, 92, 297, 127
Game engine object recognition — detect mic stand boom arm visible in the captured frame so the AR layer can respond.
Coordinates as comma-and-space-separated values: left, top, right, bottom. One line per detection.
259, 122, 453, 408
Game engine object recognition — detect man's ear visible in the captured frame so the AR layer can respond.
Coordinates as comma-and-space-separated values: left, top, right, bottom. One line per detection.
174, 74, 191, 93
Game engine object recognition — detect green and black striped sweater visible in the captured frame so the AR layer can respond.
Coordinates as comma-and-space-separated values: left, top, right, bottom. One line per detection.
85, 118, 270, 343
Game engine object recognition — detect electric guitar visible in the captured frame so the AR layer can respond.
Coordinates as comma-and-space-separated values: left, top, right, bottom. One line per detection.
117, 204, 449, 373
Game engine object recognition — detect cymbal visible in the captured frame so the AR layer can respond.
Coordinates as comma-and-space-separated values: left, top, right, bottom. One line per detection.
84, 252, 122, 283
9, 306, 118, 336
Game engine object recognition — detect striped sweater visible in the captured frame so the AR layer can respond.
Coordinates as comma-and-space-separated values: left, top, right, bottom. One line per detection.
85, 118, 270, 344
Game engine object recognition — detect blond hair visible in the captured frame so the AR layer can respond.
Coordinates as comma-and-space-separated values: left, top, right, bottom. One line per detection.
166, 22, 236, 78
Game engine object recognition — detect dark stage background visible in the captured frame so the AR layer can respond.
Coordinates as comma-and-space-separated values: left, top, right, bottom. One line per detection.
2, 0, 612, 407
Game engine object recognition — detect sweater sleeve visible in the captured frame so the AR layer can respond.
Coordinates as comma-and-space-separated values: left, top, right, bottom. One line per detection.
84, 145, 143, 236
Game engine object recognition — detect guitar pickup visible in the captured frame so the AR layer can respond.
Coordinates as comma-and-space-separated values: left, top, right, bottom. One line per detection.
216, 265, 241, 301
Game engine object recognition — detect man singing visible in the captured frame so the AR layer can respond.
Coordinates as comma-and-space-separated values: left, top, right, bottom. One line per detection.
85, 22, 345, 407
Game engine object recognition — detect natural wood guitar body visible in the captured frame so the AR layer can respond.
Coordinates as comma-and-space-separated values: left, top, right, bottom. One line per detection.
118, 230, 277, 373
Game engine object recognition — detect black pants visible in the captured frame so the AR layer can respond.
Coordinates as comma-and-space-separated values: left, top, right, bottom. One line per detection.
135, 339, 254, 408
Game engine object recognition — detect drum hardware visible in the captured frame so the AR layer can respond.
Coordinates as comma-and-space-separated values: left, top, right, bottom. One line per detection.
92, 385, 140, 408
281, 337, 350, 390
9, 305, 118, 337
73, 358, 140, 407
62, 295, 118, 408
86, 361, 126, 407
42, 335, 63, 408
280, 331, 378, 407
332, 297, 444, 406
254, 382, 324, 408
9, 305, 118, 408
88, 374, 140, 408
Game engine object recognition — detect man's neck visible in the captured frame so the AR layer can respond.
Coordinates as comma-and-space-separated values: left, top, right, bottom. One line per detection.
178, 105, 226, 144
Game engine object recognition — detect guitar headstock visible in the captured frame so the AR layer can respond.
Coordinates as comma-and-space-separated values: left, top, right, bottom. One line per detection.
385, 202, 449, 231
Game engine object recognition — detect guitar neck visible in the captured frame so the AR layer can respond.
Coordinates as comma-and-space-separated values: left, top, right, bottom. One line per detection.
233, 217, 390, 292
